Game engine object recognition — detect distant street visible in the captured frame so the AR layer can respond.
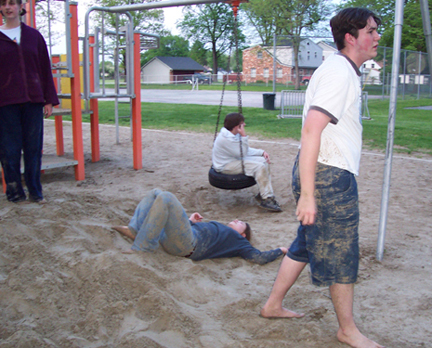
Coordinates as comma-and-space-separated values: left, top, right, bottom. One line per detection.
105, 88, 389, 109
139, 89, 271, 108
107, 89, 276, 108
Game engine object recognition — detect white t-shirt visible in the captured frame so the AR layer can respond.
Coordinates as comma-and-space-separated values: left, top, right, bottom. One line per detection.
0, 26, 21, 44
302, 52, 362, 175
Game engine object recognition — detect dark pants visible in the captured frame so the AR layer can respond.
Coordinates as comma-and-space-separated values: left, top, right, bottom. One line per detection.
0, 103, 44, 202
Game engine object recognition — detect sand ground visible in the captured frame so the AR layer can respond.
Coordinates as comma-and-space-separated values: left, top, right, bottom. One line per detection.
0, 120, 431, 348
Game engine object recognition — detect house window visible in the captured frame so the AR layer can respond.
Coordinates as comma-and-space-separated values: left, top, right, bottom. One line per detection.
263, 68, 269, 78
363, 64, 366, 68
251, 68, 256, 78
315, 52, 317, 58
372, 64, 375, 68
257, 51, 263, 59
277, 68, 282, 78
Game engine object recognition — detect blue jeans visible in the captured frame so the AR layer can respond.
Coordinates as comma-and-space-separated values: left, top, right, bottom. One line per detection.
0, 103, 44, 202
288, 154, 359, 286
129, 189, 197, 256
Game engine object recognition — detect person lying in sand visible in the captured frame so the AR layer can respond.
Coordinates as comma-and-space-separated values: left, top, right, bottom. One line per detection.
113, 188, 287, 264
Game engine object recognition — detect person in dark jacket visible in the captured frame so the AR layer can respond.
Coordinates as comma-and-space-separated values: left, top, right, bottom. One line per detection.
113, 189, 287, 264
0, 0, 59, 203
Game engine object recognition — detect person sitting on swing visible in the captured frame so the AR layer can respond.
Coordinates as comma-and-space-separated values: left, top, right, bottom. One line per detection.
113, 188, 287, 264
212, 112, 282, 212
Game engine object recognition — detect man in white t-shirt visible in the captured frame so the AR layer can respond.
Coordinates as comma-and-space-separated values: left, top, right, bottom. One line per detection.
260, 8, 384, 348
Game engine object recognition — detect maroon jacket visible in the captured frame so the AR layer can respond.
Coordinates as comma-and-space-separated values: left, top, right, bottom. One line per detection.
0, 22, 59, 108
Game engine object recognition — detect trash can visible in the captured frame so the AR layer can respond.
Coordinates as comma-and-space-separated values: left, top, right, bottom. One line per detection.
263, 93, 276, 110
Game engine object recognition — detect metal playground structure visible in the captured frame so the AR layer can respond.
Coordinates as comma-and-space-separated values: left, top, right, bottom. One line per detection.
0, 0, 243, 188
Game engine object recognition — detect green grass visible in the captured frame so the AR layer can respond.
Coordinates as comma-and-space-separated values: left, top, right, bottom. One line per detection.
72, 97, 432, 155
363, 98, 432, 155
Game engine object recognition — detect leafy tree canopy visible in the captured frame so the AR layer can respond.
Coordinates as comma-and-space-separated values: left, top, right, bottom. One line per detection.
338, 0, 432, 52
190, 40, 208, 67
141, 34, 190, 66
178, 3, 246, 74
95, 0, 165, 33
243, 0, 332, 45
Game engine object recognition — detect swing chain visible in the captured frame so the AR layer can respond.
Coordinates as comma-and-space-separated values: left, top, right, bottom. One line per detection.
234, 16, 242, 116
213, 1, 246, 175
213, 44, 233, 143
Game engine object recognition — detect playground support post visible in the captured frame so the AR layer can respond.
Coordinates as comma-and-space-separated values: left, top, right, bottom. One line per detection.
272, 33, 276, 93
69, 2, 85, 180
376, 0, 404, 261
420, 0, 432, 75
24, 0, 36, 28
89, 34, 100, 163
132, 32, 142, 170
51, 54, 65, 156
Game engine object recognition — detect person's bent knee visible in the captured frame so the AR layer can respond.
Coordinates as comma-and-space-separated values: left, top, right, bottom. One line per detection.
157, 191, 177, 204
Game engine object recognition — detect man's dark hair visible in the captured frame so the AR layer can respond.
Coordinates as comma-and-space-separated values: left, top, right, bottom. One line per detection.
224, 112, 245, 131
330, 7, 381, 50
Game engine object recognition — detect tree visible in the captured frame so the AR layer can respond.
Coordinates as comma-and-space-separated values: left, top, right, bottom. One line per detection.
179, 3, 246, 75
339, 0, 432, 52
243, 0, 332, 89
190, 40, 208, 67
242, 0, 277, 45
141, 34, 190, 66
94, 0, 165, 75
35, 1, 64, 51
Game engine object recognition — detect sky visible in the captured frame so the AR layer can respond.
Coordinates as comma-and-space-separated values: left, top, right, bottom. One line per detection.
49, 2, 182, 54
163, 6, 182, 35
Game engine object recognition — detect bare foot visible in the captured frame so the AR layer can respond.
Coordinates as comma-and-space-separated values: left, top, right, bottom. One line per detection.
260, 305, 304, 319
112, 226, 136, 240
337, 328, 384, 348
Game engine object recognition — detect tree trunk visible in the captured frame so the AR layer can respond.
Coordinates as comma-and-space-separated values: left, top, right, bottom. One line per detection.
212, 41, 218, 78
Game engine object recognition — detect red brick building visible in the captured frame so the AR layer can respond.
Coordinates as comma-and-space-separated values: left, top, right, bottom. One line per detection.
242, 40, 323, 84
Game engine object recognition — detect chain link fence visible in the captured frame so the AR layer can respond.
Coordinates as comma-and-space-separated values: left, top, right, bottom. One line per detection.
364, 47, 431, 99
138, 46, 430, 99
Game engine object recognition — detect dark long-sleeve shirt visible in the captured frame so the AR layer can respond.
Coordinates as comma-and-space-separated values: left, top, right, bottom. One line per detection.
0, 23, 59, 108
189, 221, 283, 265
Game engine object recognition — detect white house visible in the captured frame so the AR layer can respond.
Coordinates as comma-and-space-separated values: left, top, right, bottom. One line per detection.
362, 59, 382, 85
141, 56, 205, 84
317, 41, 337, 61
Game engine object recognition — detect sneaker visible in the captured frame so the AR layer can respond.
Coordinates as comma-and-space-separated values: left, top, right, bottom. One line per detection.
254, 193, 263, 203
259, 197, 282, 212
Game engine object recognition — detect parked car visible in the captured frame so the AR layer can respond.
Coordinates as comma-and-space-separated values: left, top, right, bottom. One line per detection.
186, 73, 211, 84
223, 73, 243, 83
301, 75, 312, 85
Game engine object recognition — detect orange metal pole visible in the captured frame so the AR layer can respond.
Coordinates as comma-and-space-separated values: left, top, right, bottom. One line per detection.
89, 35, 100, 162
132, 32, 142, 170
24, 0, 36, 28
51, 55, 64, 156
69, 3, 85, 180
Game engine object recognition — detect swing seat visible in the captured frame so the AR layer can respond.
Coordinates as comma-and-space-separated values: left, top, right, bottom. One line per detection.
208, 166, 256, 190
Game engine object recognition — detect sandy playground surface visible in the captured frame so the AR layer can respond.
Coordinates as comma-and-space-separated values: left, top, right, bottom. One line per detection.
0, 119, 431, 348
